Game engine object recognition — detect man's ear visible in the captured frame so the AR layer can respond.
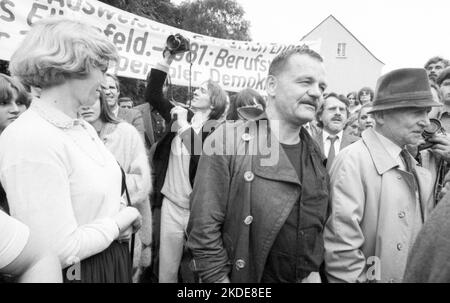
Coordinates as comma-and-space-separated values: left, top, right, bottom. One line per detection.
266, 75, 277, 97
373, 111, 384, 125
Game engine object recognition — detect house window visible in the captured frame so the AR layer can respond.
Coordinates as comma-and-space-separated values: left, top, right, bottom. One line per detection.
337, 43, 346, 58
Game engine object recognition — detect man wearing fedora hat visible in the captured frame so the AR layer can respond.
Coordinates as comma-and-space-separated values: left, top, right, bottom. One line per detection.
323, 68, 444, 283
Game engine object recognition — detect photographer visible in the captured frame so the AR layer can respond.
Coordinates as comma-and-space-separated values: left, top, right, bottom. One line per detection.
416, 68, 450, 204
144, 36, 228, 283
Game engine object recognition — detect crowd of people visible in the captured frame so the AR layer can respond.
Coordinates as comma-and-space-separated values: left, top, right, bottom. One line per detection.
1, 17, 450, 283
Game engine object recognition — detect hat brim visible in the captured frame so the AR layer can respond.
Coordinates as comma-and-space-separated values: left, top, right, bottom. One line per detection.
367, 99, 442, 114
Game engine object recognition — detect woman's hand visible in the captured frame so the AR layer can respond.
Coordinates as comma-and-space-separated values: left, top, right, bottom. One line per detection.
113, 206, 141, 240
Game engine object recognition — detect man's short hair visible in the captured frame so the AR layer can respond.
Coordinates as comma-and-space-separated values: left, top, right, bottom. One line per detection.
268, 45, 323, 77
424, 56, 450, 69
437, 67, 450, 86
315, 92, 350, 128
9, 17, 118, 88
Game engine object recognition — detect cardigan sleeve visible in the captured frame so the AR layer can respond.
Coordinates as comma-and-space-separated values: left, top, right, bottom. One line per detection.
1, 159, 120, 268
0, 210, 30, 269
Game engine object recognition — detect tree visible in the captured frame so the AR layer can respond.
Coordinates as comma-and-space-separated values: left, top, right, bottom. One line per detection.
179, 0, 251, 41
99, 0, 180, 28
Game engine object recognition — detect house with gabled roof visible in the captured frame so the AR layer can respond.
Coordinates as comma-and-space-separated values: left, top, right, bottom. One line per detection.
301, 15, 384, 95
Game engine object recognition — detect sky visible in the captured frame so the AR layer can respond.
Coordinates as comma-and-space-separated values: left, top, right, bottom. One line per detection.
173, 0, 450, 74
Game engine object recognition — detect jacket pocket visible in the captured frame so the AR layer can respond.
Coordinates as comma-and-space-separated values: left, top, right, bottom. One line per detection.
298, 226, 325, 273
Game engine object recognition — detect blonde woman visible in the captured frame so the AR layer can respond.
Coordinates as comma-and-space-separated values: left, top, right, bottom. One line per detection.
1, 17, 141, 283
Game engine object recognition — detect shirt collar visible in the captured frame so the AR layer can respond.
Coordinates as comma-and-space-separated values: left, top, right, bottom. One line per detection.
323, 129, 343, 141
373, 129, 402, 161
30, 99, 85, 129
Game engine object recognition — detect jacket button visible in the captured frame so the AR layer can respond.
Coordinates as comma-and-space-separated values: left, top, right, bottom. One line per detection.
244, 171, 254, 182
398, 211, 405, 218
235, 259, 246, 270
241, 133, 252, 141
397, 243, 403, 251
397, 176, 402, 180
244, 215, 253, 225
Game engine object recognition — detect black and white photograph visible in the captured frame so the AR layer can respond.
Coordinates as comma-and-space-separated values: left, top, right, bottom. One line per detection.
0, 0, 450, 290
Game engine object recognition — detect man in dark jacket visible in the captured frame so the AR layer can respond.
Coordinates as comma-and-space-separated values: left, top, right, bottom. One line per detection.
186, 45, 330, 283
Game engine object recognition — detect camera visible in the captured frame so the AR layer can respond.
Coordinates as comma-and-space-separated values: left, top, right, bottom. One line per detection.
418, 118, 446, 151
166, 33, 190, 55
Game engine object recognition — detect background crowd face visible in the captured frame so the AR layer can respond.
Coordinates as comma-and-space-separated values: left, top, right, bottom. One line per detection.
102, 75, 120, 108
358, 106, 375, 131
359, 90, 372, 105
347, 93, 357, 107
375, 107, 431, 147
320, 96, 348, 134
119, 100, 133, 109
345, 118, 360, 137
269, 53, 327, 127
0, 89, 23, 133
440, 78, 450, 105
190, 81, 212, 111
427, 61, 446, 83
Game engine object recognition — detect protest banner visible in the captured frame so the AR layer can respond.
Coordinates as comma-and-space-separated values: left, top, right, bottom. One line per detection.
0, 0, 321, 92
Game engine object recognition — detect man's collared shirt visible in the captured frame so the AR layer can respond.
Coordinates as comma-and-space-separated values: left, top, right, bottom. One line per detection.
322, 129, 343, 158
373, 129, 406, 170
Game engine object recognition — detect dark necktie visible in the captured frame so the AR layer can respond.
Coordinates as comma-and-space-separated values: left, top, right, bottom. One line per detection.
400, 148, 424, 222
400, 148, 413, 173
326, 135, 338, 171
